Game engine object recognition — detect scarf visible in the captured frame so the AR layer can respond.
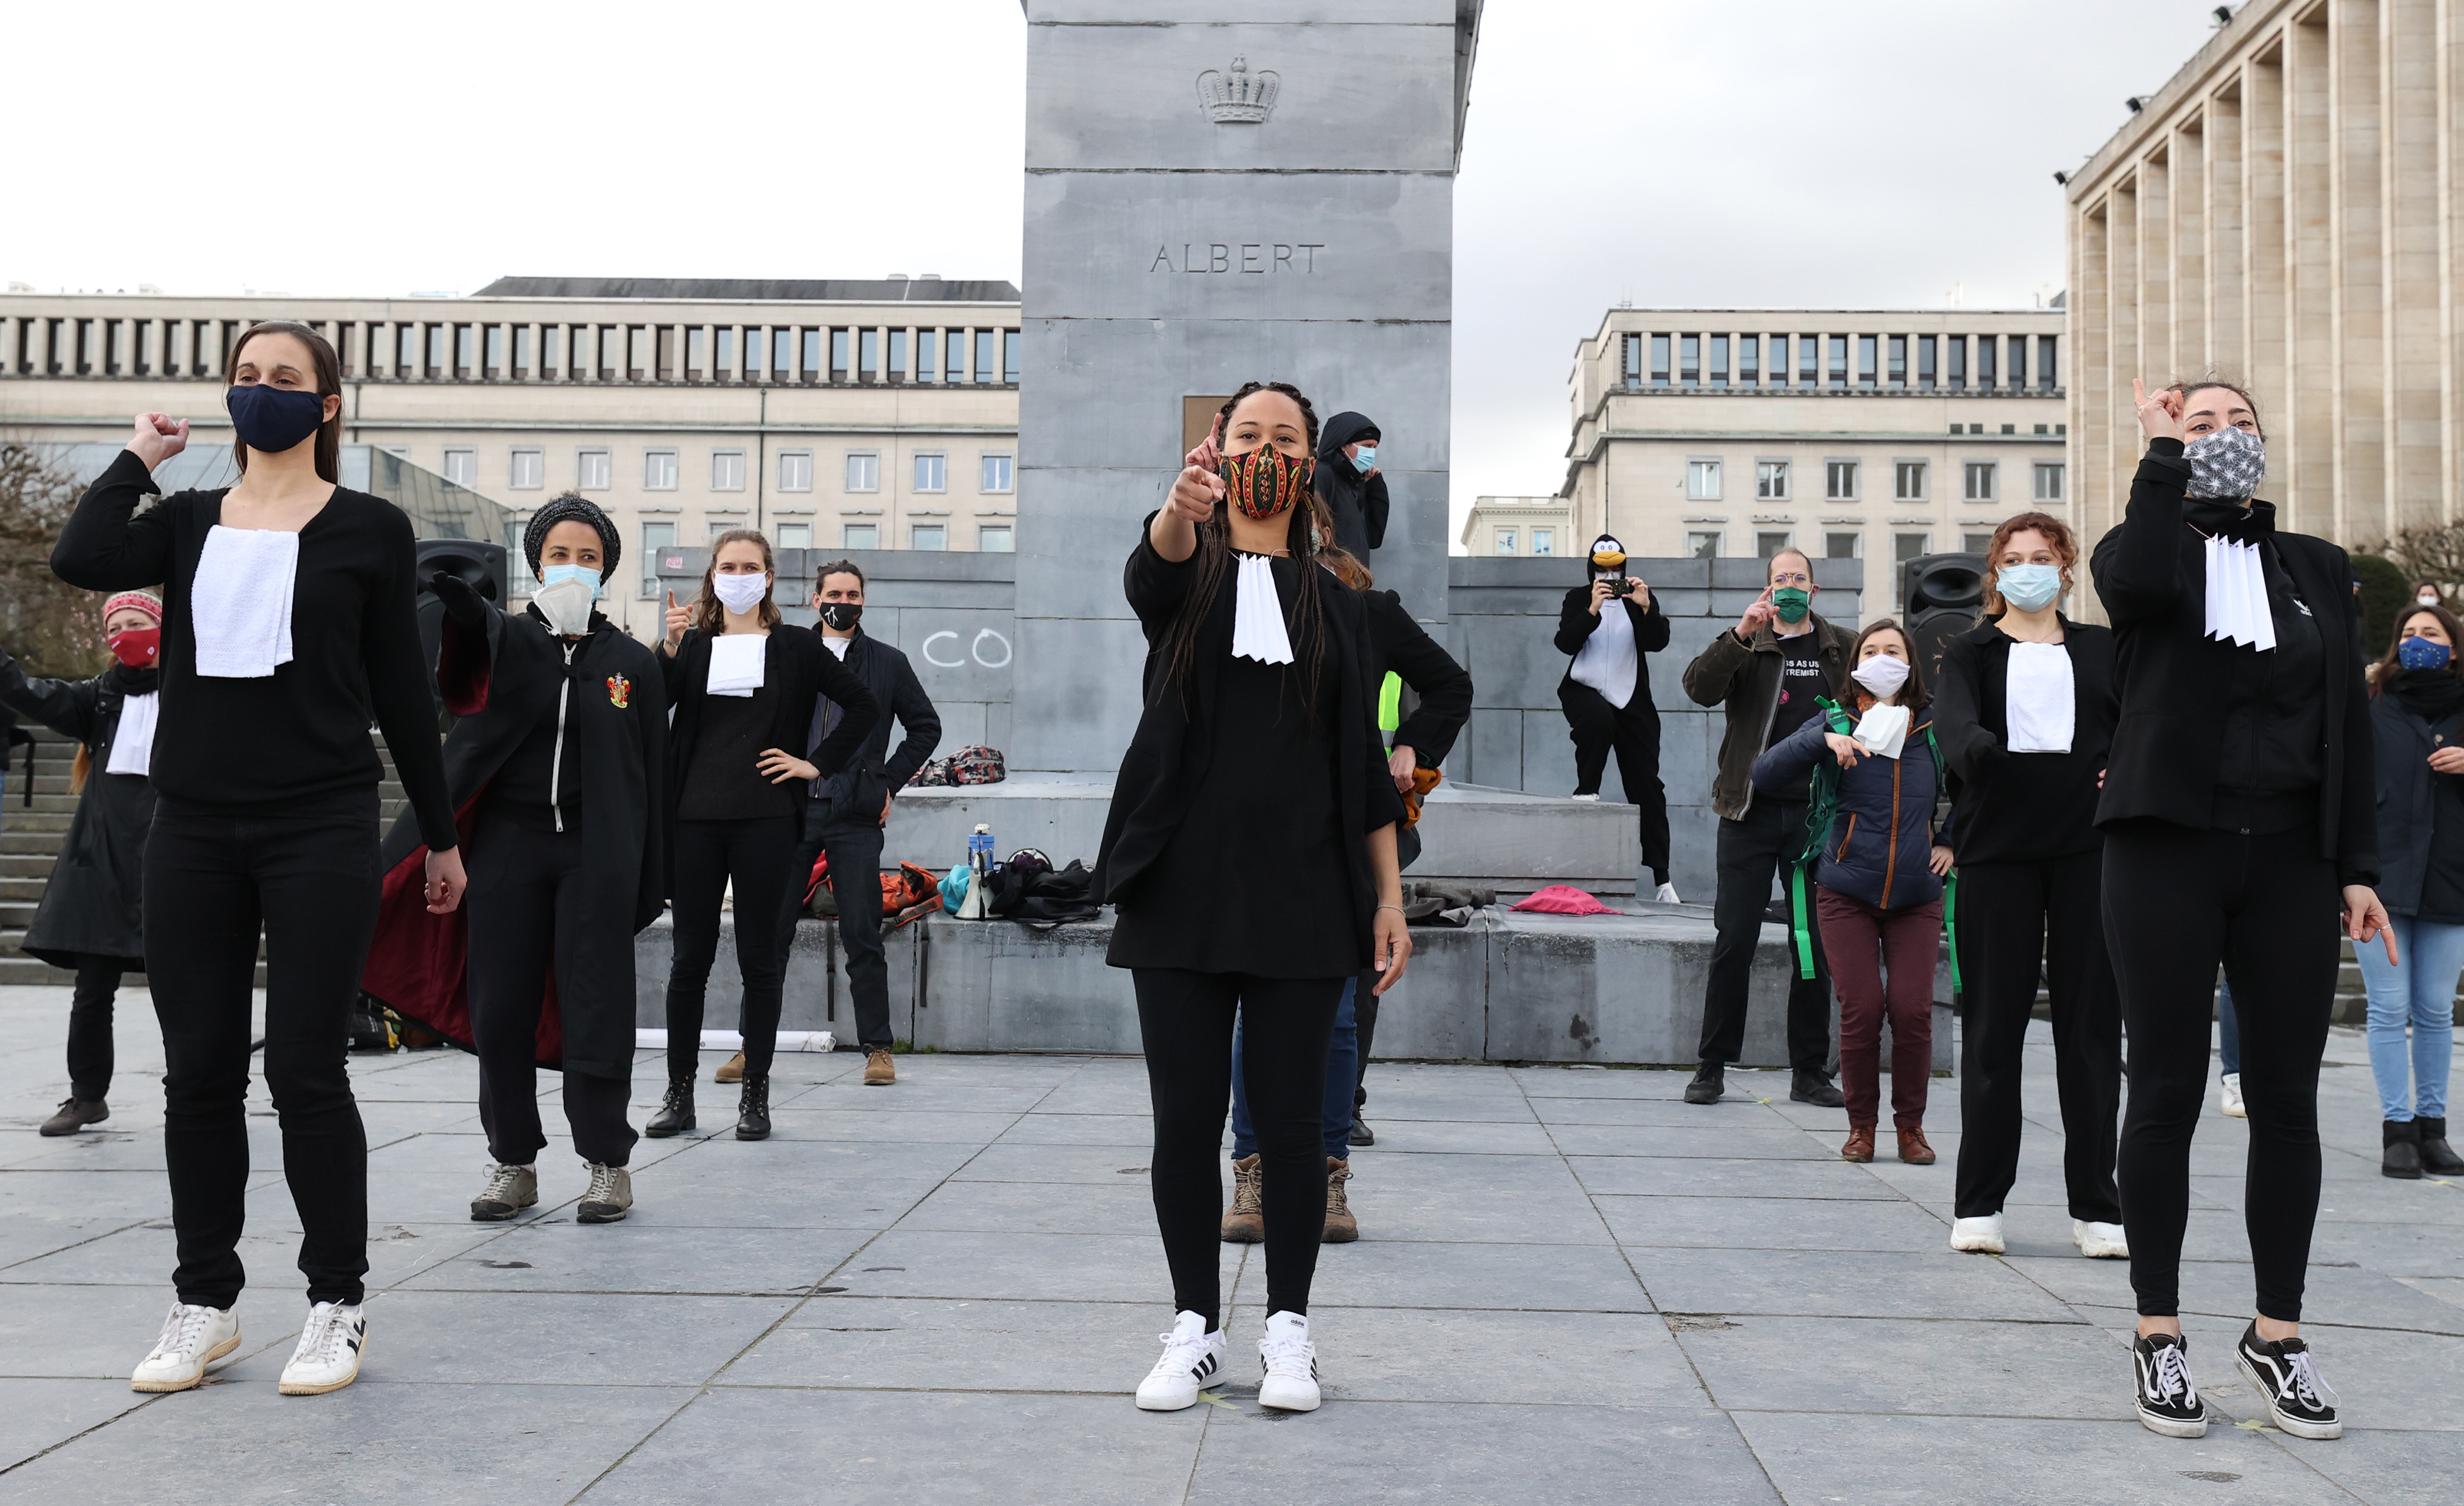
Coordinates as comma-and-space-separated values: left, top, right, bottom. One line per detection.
2388, 666, 2464, 728
103, 663, 161, 698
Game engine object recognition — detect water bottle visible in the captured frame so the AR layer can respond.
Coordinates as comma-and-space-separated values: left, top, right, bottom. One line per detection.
961, 824, 995, 919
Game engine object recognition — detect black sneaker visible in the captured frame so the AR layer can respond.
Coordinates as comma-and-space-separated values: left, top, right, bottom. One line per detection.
645, 1082, 694, 1138
1683, 1062, 1724, 1105
2235, 1323, 2341, 1439
1348, 1114, 1375, 1148
2132, 1332, 2207, 1437
1790, 1071, 1845, 1108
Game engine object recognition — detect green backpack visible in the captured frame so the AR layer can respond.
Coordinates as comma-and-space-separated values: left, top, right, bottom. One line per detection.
1786, 695, 1960, 988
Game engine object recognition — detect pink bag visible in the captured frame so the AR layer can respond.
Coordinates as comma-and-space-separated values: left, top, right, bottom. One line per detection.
1510, 885, 1622, 916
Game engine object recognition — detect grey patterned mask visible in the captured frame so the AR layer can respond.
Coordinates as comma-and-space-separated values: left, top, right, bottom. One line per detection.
2183, 425, 2266, 499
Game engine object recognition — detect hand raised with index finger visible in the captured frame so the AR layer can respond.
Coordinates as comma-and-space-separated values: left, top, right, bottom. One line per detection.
1168, 465, 1224, 522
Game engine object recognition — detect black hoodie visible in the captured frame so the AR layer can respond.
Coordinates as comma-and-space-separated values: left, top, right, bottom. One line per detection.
1315, 410, 1389, 557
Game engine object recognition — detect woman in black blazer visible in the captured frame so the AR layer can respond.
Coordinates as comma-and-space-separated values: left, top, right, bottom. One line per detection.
2091, 379, 2392, 1442
650, 531, 876, 1140
1554, 535, 1677, 898
1930, 513, 2123, 1262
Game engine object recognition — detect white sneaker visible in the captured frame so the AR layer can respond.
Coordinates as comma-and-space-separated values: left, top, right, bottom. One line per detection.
2219, 1074, 2246, 1118
2074, 1219, 2130, 1259
1134, 1310, 1228, 1411
1569, 792, 1601, 802
1949, 1213, 2006, 1254
130, 1302, 241, 1392
278, 1301, 367, 1395
1654, 882, 1682, 904
1257, 1310, 1321, 1412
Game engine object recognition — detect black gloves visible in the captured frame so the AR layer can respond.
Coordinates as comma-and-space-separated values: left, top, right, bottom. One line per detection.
430, 571, 489, 631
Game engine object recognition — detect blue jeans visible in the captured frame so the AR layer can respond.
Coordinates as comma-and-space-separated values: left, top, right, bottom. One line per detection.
2355, 914, 2463, 1122
1232, 976, 1357, 1161
2217, 978, 2240, 1078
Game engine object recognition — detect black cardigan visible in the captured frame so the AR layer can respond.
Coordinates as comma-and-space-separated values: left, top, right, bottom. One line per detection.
1362, 589, 1473, 766
1553, 587, 1671, 711
658, 623, 879, 820
2088, 439, 2379, 886
1928, 616, 2116, 866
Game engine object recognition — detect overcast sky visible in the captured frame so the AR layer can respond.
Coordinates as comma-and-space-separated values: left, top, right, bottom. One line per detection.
7, 1, 2226, 539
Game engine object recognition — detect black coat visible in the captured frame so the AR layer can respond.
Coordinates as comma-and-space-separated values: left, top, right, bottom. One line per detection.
1928, 617, 2116, 866
2367, 685, 2464, 916
1095, 523, 1406, 951
2089, 440, 2379, 886
658, 623, 880, 824
1553, 587, 1671, 713
800, 630, 941, 821
1315, 412, 1391, 558
1362, 589, 1472, 766
0, 656, 155, 968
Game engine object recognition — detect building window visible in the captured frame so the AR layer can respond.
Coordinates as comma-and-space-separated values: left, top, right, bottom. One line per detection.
1964, 462, 1997, 502
1858, 334, 1879, 386
778, 451, 813, 492
886, 329, 907, 382
979, 525, 1015, 553
1963, 532, 1994, 554
1003, 330, 1020, 383
1894, 532, 1930, 609
1894, 461, 1927, 501
1679, 334, 1700, 388
1621, 333, 1642, 390
711, 450, 746, 492
845, 452, 880, 493
914, 453, 947, 493
1495, 527, 1518, 554
640, 519, 677, 598
776, 522, 812, 551
1798, 334, 1818, 386
1709, 334, 1730, 388
1827, 334, 1849, 388
576, 448, 611, 491
843, 522, 879, 549
1825, 532, 1861, 560
1977, 336, 1997, 389
981, 454, 1015, 493
509, 448, 544, 490
1888, 335, 1907, 386
1687, 530, 1723, 559
975, 330, 996, 384
1946, 334, 1966, 389
946, 329, 967, 383
715, 327, 736, 377
1686, 460, 1723, 500
643, 449, 679, 491
2037, 334, 2059, 391
2034, 462, 2066, 501
2007, 334, 2029, 389
860, 328, 881, 382
1532, 529, 1554, 556
1650, 333, 1671, 386
1825, 460, 1857, 500
1756, 461, 1788, 500
1917, 335, 1937, 391
917, 330, 937, 381
1738, 334, 1760, 386
1757, 531, 1792, 558
442, 448, 477, 488
912, 524, 948, 551
504, 520, 537, 593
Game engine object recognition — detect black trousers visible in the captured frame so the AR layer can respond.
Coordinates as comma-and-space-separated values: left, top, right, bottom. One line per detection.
665, 814, 799, 1084
1133, 969, 1343, 1330
1700, 797, 1833, 1074
1952, 853, 2123, 1222
1561, 682, 1671, 884
144, 811, 378, 1310
2105, 821, 2339, 1322
774, 800, 893, 1051
68, 955, 123, 1101
466, 826, 638, 1168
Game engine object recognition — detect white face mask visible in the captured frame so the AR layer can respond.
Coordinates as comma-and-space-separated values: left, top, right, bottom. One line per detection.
2421, 592, 2442, 607
531, 573, 597, 636
712, 571, 770, 615
1851, 652, 1911, 700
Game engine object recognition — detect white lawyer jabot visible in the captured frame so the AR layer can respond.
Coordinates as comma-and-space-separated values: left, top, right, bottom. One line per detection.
106, 690, 158, 778
191, 525, 297, 678
2203, 534, 2276, 652
2004, 640, 2075, 754
705, 633, 767, 697
1231, 553, 1295, 666
1851, 702, 1911, 760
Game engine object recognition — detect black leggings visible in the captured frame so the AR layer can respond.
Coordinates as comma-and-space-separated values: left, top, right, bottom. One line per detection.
1561, 682, 1671, 884
665, 815, 799, 1083
2105, 821, 2339, 1321
68, 955, 124, 1101
144, 810, 379, 1310
1135, 969, 1343, 1330
1953, 852, 2123, 1222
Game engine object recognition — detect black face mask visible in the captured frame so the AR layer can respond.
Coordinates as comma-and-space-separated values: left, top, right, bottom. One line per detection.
226, 383, 327, 455
819, 602, 863, 632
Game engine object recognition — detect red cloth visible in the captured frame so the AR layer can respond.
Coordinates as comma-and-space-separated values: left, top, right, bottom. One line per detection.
1816, 886, 1940, 1130
1510, 884, 1621, 915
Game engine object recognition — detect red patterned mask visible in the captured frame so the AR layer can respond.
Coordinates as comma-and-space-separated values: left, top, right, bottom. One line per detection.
1219, 447, 1314, 521
107, 627, 161, 668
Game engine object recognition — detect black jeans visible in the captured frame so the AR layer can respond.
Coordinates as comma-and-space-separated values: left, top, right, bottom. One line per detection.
68, 955, 123, 1101
144, 810, 379, 1310
774, 800, 893, 1051
1134, 969, 1343, 1330
666, 815, 800, 1084
1953, 853, 2123, 1222
2105, 821, 2339, 1321
1561, 682, 1671, 885
467, 827, 638, 1168
1700, 797, 1833, 1074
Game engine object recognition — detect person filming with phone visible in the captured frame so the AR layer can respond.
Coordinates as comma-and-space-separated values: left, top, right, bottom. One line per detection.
1556, 535, 1677, 902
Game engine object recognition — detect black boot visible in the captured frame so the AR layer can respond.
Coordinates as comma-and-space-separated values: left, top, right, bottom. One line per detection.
735, 1077, 771, 1141
1683, 1062, 1724, 1105
2417, 1116, 2464, 1177
646, 1082, 695, 1138
1790, 1070, 1845, 1108
2382, 1118, 2423, 1179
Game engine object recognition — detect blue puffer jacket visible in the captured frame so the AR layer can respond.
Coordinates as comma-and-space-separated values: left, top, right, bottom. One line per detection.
1751, 700, 1946, 911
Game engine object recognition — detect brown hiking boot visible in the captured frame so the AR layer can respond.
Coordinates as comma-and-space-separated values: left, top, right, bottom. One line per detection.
1321, 1157, 1357, 1243
40, 1098, 109, 1136
1221, 1154, 1264, 1242
1841, 1126, 1876, 1163
863, 1049, 896, 1086
714, 1051, 745, 1084
1897, 1127, 1937, 1165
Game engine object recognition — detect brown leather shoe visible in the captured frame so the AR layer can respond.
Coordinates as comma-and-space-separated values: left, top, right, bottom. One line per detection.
714, 1051, 745, 1084
39, 1098, 109, 1136
863, 1048, 896, 1086
1897, 1127, 1937, 1165
1841, 1127, 1876, 1163
1221, 1154, 1264, 1242
1321, 1157, 1357, 1243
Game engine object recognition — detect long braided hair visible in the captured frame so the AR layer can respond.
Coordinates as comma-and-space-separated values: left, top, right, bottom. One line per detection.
1159, 381, 1334, 714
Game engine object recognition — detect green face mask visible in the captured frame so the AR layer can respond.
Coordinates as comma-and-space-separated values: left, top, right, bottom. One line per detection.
1771, 587, 1811, 624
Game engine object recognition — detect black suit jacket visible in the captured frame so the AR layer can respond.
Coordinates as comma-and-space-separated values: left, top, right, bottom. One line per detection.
1929, 615, 2116, 866
802, 630, 942, 821
1362, 589, 1472, 767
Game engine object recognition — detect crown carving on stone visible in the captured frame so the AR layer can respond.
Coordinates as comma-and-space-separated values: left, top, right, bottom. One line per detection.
1197, 56, 1279, 123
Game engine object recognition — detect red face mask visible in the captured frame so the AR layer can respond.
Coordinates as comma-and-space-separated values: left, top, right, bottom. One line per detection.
107, 627, 161, 669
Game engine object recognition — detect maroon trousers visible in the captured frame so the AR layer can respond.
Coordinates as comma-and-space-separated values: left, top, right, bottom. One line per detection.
1815, 886, 1943, 1130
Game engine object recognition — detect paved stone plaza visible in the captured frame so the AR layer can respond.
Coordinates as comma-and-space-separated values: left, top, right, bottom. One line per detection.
0, 984, 2455, 1503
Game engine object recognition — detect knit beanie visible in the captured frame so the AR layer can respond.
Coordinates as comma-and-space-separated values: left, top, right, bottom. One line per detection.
521, 494, 621, 580
102, 591, 164, 625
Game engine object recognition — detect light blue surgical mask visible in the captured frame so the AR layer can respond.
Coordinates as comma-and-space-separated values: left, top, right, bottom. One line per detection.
539, 563, 602, 599
1997, 563, 2063, 613
1351, 445, 1376, 474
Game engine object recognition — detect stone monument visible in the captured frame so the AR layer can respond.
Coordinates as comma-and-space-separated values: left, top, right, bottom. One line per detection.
1010, 1, 1484, 772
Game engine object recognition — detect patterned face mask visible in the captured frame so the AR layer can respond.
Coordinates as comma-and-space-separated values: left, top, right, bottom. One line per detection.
1221, 446, 1314, 520
2184, 424, 2266, 498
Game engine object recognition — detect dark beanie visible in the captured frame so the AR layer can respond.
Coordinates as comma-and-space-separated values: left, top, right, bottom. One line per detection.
522, 494, 621, 580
